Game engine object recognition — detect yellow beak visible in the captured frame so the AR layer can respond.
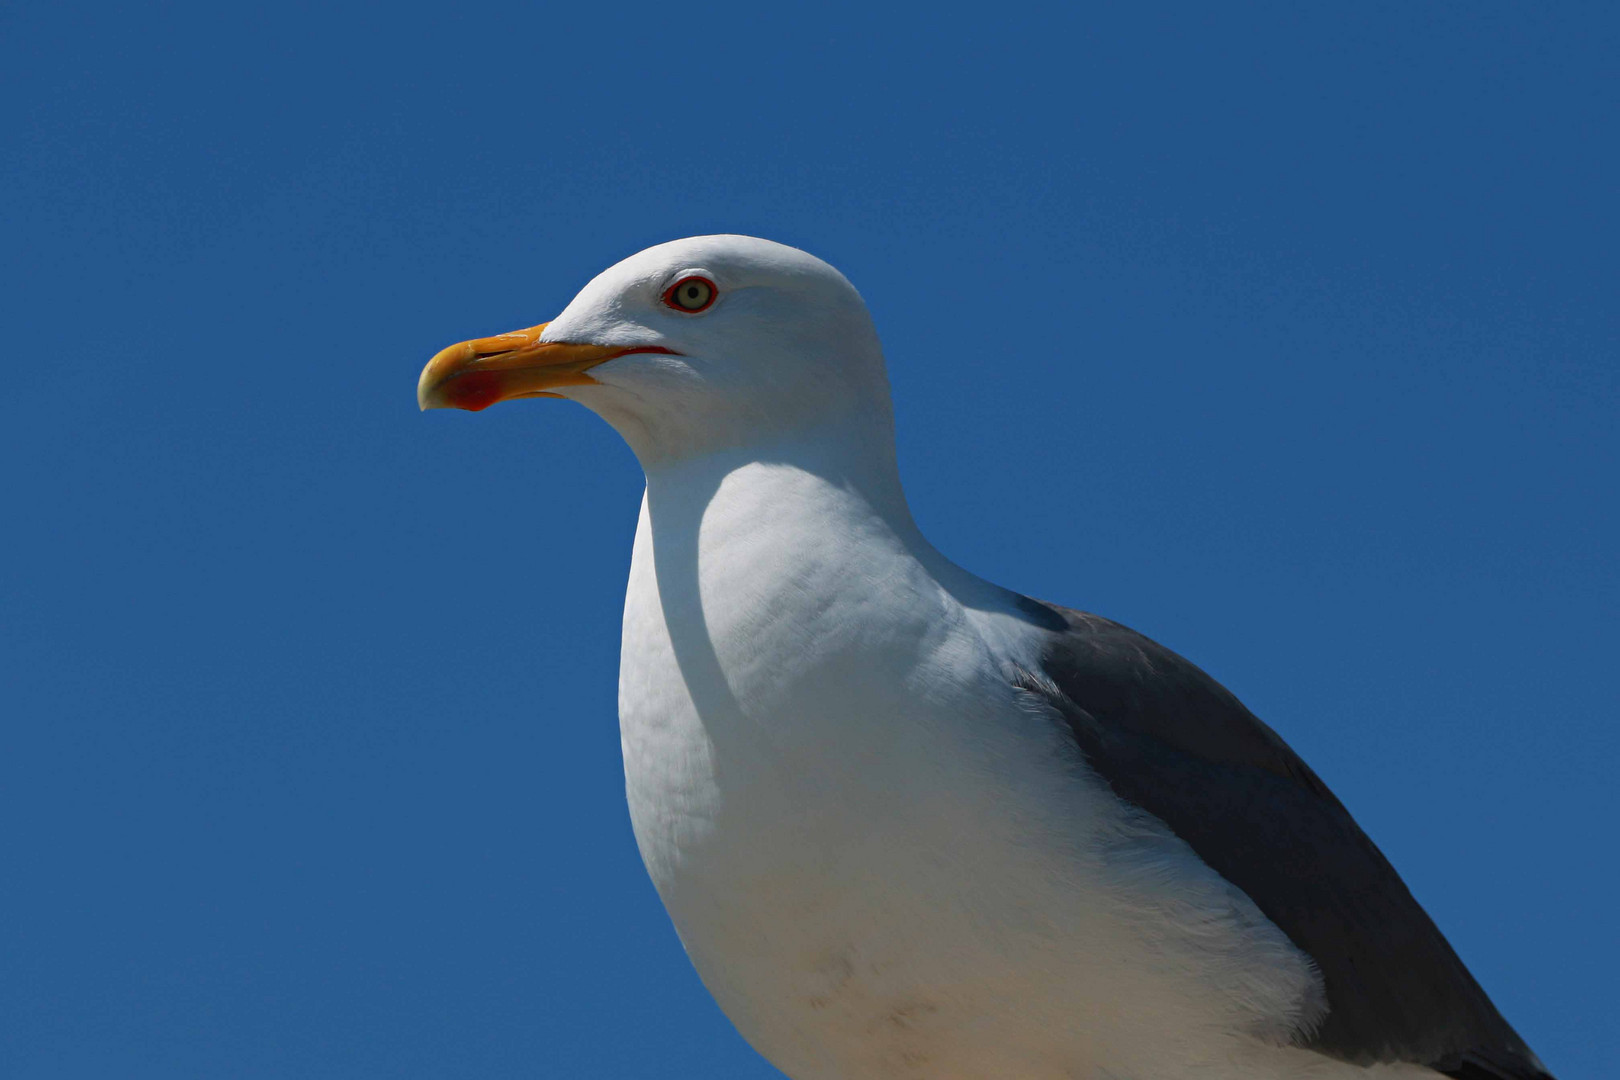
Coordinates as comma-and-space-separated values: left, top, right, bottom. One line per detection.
417, 322, 678, 412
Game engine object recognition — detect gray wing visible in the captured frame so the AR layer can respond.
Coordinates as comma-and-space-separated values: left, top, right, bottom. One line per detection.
1013, 599, 1552, 1080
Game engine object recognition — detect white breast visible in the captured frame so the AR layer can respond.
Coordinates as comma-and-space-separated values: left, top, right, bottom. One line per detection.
615, 459, 1373, 1080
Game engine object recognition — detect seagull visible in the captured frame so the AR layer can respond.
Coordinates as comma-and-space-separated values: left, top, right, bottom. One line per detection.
418, 235, 1553, 1080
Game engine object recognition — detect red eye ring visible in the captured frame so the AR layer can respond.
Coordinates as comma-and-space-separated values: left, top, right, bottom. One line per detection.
663, 275, 717, 313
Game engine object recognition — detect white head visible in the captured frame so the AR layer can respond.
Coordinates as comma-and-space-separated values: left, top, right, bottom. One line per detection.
418, 235, 896, 469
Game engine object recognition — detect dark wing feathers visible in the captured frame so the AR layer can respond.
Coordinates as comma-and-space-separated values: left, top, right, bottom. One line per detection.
1016, 600, 1551, 1080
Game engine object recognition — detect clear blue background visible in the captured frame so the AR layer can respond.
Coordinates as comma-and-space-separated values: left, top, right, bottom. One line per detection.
3, 3, 1614, 1076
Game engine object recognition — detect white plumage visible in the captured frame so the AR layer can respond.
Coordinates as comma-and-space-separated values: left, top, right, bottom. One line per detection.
418, 235, 1549, 1080
618, 448, 1342, 1079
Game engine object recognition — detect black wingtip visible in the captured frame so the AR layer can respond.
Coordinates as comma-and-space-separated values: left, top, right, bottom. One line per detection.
1435, 1052, 1556, 1080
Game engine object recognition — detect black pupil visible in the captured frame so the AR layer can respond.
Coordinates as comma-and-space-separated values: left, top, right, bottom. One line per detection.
677, 281, 707, 308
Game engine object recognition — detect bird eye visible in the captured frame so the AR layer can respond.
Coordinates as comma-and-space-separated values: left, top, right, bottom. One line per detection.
663, 275, 716, 313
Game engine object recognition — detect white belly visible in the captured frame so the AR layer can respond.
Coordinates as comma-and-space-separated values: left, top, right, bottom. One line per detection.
614, 477, 1395, 1080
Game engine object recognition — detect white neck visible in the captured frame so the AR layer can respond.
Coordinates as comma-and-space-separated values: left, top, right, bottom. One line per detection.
624, 413, 1048, 747
642, 414, 915, 541
622, 415, 956, 758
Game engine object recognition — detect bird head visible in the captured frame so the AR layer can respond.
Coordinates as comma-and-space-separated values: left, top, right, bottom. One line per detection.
418, 235, 894, 466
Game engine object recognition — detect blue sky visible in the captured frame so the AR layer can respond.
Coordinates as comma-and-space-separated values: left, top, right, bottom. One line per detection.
3, 2, 1615, 1076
